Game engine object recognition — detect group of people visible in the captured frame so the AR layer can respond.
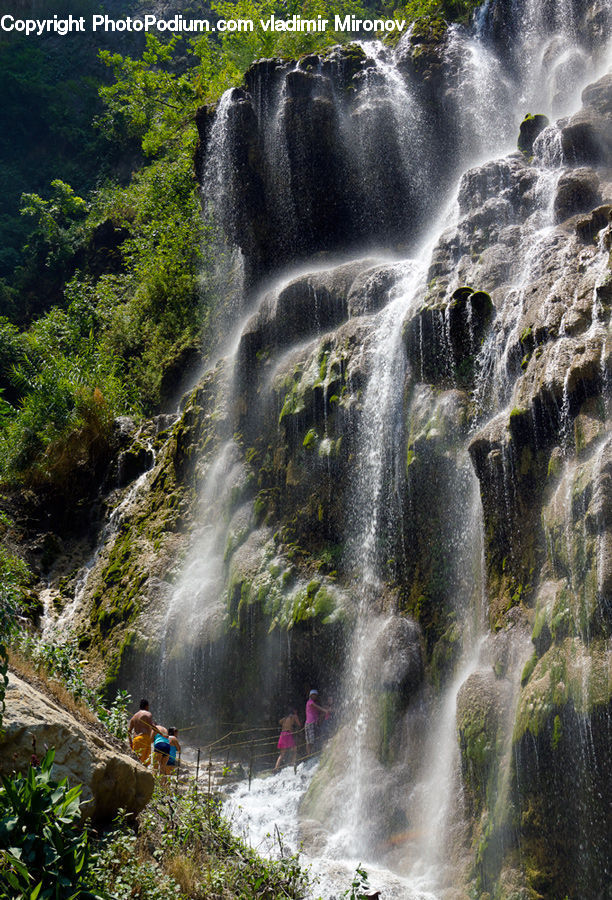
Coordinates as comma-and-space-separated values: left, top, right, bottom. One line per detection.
128, 690, 332, 778
274, 689, 332, 772
128, 699, 181, 775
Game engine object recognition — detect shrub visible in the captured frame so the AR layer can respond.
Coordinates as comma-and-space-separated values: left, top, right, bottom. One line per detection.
0, 531, 32, 729
0, 749, 99, 899
14, 629, 131, 741
86, 785, 311, 899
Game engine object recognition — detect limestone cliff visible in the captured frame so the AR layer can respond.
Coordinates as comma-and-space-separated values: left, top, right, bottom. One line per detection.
33, 2, 612, 896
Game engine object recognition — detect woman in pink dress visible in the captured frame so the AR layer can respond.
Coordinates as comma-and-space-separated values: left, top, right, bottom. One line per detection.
274, 708, 301, 772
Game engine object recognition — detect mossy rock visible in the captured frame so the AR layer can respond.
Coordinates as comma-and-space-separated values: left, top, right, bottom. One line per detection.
513, 637, 612, 743
517, 114, 549, 156
457, 671, 505, 815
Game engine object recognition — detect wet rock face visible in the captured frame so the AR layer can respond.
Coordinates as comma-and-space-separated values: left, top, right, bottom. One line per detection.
456, 671, 507, 817
236, 259, 381, 378
517, 113, 550, 155
407, 68, 612, 627
197, 40, 457, 289
375, 616, 423, 698
560, 71, 612, 163
513, 691, 612, 898
404, 287, 493, 389
482, 0, 610, 56
553, 167, 601, 221
196, 51, 364, 285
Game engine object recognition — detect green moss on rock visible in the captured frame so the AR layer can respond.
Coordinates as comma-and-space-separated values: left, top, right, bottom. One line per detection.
513, 637, 612, 743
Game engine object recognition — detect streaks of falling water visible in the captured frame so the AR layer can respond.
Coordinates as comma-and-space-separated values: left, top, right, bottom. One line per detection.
44, 437, 158, 640
336, 254, 441, 859
108, 3, 612, 894
201, 89, 245, 320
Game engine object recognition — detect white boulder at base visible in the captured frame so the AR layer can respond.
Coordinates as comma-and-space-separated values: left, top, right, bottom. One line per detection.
0, 672, 154, 820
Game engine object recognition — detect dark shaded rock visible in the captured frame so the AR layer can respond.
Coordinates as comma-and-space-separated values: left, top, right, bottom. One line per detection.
560, 71, 612, 163
285, 68, 331, 100
513, 642, 612, 899
243, 57, 292, 104
404, 286, 493, 388
159, 341, 203, 408
279, 90, 349, 254
116, 441, 154, 488
195, 41, 451, 289
319, 42, 368, 85
517, 113, 549, 155
375, 616, 423, 700
553, 167, 601, 222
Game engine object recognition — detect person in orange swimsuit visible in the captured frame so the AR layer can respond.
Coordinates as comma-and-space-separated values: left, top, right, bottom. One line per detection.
128, 699, 160, 766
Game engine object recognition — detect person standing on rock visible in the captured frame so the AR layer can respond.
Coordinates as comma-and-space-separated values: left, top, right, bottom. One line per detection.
128, 699, 160, 766
305, 690, 329, 758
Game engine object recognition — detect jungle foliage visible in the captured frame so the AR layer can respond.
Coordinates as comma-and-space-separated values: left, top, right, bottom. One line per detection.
0, 749, 99, 900
0, 0, 482, 487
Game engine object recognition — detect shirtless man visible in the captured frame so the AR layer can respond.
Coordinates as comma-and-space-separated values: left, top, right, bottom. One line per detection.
128, 699, 160, 766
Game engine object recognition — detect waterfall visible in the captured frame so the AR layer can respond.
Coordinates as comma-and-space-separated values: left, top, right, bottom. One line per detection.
178, 5, 610, 891
61, 1, 612, 895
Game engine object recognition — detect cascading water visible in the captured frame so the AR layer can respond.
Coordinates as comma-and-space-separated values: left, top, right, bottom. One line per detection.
239, 9, 605, 892
62, 1, 612, 896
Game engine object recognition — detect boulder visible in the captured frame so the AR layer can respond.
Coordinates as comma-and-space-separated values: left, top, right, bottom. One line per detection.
375, 616, 423, 698
553, 167, 601, 222
395, 15, 448, 73
560, 72, 612, 163
574, 203, 612, 242
0, 673, 154, 821
456, 670, 507, 813
518, 113, 550, 155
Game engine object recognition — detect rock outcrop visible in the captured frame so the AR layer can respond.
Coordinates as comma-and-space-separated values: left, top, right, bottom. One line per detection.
0, 673, 153, 821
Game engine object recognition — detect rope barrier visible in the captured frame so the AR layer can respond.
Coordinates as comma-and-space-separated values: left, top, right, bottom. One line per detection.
217, 723, 284, 732
178, 721, 305, 737
134, 718, 333, 794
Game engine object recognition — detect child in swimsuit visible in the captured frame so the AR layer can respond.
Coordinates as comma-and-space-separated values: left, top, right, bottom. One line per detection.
165, 727, 181, 774
153, 726, 171, 773
274, 708, 301, 772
